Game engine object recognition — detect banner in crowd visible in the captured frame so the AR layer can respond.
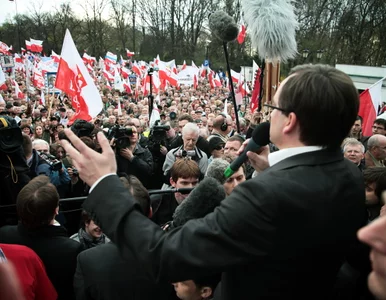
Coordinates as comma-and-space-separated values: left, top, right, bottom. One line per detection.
177, 66, 198, 86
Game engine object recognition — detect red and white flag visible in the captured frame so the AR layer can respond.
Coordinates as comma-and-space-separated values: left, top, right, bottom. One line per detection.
26, 39, 43, 53
12, 80, 25, 100
126, 49, 135, 57
359, 77, 385, 136
250, 65, 261, 113
181, 60, 187, 70
0, 67, 7, 91
51, 50, 61, 63
55, 29, 103, 124
237, 17, 246, 44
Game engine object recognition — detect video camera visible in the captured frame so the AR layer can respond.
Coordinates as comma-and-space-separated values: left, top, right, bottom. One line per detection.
148, 121, 170, 159
174, 149, 195, 158
108, 125, 133, 150
38, 152, 62, 172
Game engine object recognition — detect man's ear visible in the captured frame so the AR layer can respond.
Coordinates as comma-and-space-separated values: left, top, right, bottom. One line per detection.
170, 177, 176, 188
200, 287, 212, 299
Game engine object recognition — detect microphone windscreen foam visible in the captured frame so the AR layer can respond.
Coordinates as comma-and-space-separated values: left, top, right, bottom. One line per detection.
209, 11, 239, 42
251, 122, 271, 145
241, 0, 298, 61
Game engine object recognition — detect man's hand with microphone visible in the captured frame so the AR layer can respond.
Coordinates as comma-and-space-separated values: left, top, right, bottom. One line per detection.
238, 140, 270, 174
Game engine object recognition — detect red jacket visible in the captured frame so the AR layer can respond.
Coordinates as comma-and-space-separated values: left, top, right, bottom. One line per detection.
0, 244, 57, 300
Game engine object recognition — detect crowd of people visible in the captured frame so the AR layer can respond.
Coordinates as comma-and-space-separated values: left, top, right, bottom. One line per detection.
0, 63, 386, 300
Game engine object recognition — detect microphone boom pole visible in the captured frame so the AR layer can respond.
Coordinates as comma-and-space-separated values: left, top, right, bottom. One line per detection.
223, 42, 241, 134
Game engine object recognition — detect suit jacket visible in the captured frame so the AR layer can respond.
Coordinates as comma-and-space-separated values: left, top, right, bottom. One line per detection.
0, 224, 83, 300
74, 243, 174, 300
83, 149, 366, 299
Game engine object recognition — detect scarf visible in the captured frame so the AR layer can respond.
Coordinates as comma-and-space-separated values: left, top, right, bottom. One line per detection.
78, 228, 106, 249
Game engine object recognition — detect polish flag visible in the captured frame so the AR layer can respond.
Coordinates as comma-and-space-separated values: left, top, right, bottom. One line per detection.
237, 18, 246, 44
14, 53, 23, 63
126, 49, 135, 57
103, 68, 114, 81
250, 66, 261, 113
230, 70, 240, 84
193, 74, 198, 90
55, 29, 103, 124
0, 67, 8, 91
181, 60, 187, 70
121, 66, 130, 79
51, 50, 61, 63
105, 51, 117, 63
131, 63, 142, 78
123, 78, 133, 94
359, 77, 386, 136
106, 81, 112, 91
12, 80, 25, 99
28, 39, 43, 53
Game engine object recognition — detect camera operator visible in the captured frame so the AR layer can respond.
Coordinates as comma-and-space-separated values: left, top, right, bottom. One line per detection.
115, 125, 154, 189
127, 118, 148, 148
31, 139, 70, 197
163, 122, 208, 186
146, 121, 175, 189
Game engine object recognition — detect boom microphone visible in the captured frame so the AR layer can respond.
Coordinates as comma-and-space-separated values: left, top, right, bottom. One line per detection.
172, 177, 226, 227
240, 0, 298, 62
209, 11, 239, 43
224, 122, 270, 178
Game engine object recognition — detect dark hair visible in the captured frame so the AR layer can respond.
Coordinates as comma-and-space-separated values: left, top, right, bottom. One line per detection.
80, 210, 92, 229
363, 167, 386, 201
356, 115, 363, 124
373, 118, 386, 129
170, 159, 200, 182
17, 175, 59, 229
120, 175, 151, 216
178, 114, 194, 123
192, 274, 221, 294
50, 143, 66, 158
281, 64, 359, 149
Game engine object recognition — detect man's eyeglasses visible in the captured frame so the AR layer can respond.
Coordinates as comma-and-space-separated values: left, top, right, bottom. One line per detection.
264, 104, 289, 113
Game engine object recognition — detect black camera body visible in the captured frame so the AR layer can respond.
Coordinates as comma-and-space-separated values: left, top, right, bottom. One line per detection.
38, 152, 62, 172
71, 119, 95, 137
108, 125, 133, 150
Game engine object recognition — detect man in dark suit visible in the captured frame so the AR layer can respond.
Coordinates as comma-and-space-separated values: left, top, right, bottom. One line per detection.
61, 64, 367, 299
0, 175, 83, 300
74, 175, 173, 300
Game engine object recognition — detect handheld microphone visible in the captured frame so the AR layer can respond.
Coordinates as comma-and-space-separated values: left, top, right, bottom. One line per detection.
209, 11, 239, 43
172, 177, 226, 227
224, 122, 270, 178
241, 0, 298, 62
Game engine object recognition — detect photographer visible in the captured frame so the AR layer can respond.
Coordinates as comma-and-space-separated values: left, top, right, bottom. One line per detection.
163, 122, 208, 186
115, 125, 154, 189
31, 139, 70, 197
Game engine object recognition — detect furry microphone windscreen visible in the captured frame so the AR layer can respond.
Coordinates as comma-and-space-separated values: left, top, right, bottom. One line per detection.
206, 158, 230, 185
172, 177, 226, 227
241, 0, 298, 62
209, 11, 240, 43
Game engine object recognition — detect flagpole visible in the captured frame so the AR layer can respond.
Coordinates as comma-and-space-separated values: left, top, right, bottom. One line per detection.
368, 76, 386, 90
222, 42, 241, 134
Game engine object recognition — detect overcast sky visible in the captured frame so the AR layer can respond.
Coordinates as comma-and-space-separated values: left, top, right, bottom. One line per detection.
0, 0, 76, 24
